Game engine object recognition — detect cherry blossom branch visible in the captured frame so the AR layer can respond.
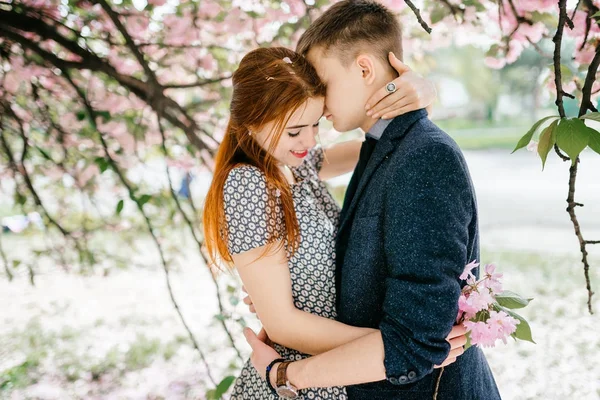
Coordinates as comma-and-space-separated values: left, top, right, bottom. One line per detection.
163, 74, 232, 89
0, 10, 211, 153
507, 0, 534, 25
565, 162, 595, 314
62, 68, 219, 384
0, 102, 89, 263
553, 0, 569, 118
0, 141, 14, 281
439, 0, 464, 22
579, 44, 600, 115
157, 118, 243, 362
403, 0, 432, 33
96, 0, 158, 85
548, 0, 598, 314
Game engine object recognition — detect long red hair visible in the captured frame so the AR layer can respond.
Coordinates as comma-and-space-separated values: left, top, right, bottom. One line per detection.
203, 47, 326, 270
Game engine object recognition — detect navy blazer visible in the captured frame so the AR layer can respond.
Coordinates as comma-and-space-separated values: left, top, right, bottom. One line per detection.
335, 109, 501, 399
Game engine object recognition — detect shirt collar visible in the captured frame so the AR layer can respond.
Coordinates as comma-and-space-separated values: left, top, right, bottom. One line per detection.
365, 118, 393, 140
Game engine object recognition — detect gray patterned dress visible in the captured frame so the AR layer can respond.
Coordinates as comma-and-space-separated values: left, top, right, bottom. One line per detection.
225, 147, 348, 399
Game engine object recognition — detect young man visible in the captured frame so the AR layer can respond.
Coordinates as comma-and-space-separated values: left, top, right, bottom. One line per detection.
244, 1, 501, 399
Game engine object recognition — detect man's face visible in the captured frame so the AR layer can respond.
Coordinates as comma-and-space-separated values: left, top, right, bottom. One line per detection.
307, 47, 369, 133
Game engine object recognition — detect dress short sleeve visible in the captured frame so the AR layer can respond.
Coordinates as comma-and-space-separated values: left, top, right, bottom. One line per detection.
223, 166, 284, 255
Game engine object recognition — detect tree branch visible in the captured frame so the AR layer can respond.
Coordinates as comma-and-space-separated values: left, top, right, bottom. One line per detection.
61, 68, 219, 385
163, 74, 233, 89
404, 0, 432, 33
157, 118, 243, 362
553, 0, 569, 118
578, 44, 600, 116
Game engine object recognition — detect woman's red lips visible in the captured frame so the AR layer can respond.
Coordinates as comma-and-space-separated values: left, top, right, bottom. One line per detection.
291, 150, 308, 158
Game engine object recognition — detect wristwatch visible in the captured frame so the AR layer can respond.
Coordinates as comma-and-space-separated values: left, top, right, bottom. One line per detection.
275, 361, 299, 399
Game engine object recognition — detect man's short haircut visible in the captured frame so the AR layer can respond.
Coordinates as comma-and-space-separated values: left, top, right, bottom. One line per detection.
296, 0, 403, 68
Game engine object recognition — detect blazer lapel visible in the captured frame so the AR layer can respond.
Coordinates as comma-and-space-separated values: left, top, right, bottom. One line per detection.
337, 137, 394, 236
336, 110, 429, 241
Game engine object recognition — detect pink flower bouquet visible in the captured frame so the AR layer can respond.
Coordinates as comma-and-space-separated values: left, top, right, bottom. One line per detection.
457, 261, 535, 348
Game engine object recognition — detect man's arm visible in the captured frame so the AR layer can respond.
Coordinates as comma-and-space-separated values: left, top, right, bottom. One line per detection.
378, 142, 472, 384
245, 326, 466, 389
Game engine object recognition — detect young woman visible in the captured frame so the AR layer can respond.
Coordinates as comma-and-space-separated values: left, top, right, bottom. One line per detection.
203, 47, 448, 399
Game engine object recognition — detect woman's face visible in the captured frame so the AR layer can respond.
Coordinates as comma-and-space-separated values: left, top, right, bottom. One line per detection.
254, 97, 325, 167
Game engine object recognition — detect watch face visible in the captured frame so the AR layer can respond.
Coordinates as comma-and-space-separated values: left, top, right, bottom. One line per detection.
276, 386, 298, 398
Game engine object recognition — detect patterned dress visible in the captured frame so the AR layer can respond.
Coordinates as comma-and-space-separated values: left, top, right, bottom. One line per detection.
225, 147, 348, 400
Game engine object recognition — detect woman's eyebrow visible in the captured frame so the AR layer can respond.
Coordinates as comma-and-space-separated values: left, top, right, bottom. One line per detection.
286, 114, 324, 129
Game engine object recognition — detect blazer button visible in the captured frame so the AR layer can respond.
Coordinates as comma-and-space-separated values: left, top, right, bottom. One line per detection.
388, 377, 399, 385
408, 371, 417, 380
398, 375, 408, 384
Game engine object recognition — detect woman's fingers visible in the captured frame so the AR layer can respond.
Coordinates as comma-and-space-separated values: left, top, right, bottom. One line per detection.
243, 295, 252, 305
447, 324, 467, 340
449, 335, 467, 350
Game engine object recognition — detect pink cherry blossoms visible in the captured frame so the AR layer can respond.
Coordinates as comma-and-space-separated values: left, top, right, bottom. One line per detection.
457, 261, 533, 348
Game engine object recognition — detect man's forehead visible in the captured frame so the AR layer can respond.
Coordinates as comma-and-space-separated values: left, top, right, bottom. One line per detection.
306, 47, 331, 79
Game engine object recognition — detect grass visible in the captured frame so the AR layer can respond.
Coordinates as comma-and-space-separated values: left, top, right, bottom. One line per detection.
436, 119, 531, 151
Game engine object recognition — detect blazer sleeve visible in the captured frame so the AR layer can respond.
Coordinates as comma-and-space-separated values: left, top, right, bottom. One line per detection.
379, 142, 474, 385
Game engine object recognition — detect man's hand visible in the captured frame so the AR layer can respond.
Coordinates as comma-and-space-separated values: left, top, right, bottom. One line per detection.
434, 324, 467, 369
244, 327, 282, 383
365, 52, 437, 120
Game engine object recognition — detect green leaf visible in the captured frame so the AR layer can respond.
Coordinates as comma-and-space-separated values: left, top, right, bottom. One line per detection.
15, 191, 27, 206
496, 305, 536, 344
12, 260, 22, 269
138, 194, 152, 207
37, 147, 53, 161
587, 127, 600, 155
537, 120, 558, 170
486, 44, 500, 58
214, 375, 236, 398
94, 157, 110, 174
495, 291, 533, 309
592, 10, 600, 18
430, 7, 446, 24
580, 112, 600, 122
512, 116, 558, 153
531, 11, 558, 26
464, 330, 473, 350
555, 118, 590, 165
116, 200, 124, 215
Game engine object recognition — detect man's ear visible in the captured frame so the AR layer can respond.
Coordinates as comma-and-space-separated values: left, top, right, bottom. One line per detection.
356, 54, 377, 85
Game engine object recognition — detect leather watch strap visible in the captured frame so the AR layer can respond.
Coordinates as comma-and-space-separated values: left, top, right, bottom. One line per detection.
276, 361, 293, 387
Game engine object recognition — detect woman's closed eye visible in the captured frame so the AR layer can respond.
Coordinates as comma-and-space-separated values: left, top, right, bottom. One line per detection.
288, 122, 319, 137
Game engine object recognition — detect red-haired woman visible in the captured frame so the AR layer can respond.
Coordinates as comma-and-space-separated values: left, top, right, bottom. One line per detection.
203, 47, 437, 399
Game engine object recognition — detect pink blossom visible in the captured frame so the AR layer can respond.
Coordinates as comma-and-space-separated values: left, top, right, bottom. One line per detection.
488, 310, 519, 341
463, 310, 519, 348
484, 57, 506, 70
460, 260, 480, 281
526, 140, 538, 153
483, 263, 503, 294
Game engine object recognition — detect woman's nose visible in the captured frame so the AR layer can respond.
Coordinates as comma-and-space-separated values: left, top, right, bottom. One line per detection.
302, 128, 317, 148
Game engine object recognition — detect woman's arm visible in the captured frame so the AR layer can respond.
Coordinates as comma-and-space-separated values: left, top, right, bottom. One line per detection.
318, 139, 362, 181
233, 241, 377, 355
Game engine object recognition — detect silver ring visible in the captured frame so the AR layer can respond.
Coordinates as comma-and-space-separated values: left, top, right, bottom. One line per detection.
385, 82, 397, 94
